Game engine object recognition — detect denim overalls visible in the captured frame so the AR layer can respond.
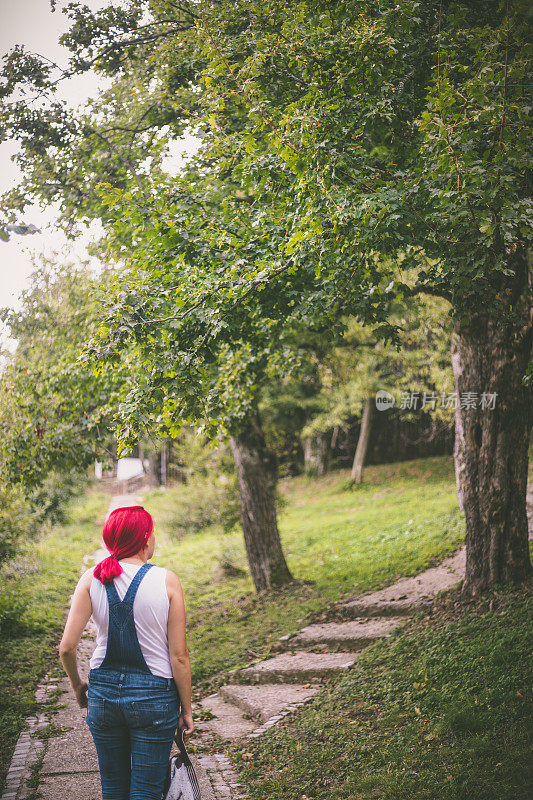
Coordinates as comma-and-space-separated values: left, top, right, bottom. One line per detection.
87, 563, 180, 800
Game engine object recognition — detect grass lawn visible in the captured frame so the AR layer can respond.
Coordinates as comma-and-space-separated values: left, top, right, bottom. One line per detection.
0, 491, 109, 787
227, 581, 532, 800
146, 455, 465, 693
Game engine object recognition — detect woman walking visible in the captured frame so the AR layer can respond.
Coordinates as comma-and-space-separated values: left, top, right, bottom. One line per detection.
59, 504, 194, 800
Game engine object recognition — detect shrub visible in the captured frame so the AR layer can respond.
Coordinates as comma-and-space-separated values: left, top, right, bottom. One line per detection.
165, 474, 241, 537
0, 554, 40, 635
0, 580, 28, 634
29, 469, 88, 525
0, 484, 35, 564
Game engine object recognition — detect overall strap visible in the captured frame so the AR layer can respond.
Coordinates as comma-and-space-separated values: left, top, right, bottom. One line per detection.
102, 563, 153, 607
97, 562, 155, 676
103, 580, 121, 607
122, 563, 154, 605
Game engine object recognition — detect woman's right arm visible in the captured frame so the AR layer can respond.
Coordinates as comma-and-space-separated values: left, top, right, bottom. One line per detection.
166, 569, 194, 740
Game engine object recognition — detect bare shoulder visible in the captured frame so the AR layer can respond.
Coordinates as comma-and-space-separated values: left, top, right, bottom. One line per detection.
164, 568, 183, 596
78, 567, 95, 588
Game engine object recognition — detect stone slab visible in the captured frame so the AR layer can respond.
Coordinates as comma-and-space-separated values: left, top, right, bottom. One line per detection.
189, 755, 216, 799
41, 729, 98, 775
52, 698, 90, 734
199, 694, 258, 741
282, 616, 407, 649
339, 547, 466, 617
219, 682, 320, 723
38, 771, 102, 800
235, 651, 358, 684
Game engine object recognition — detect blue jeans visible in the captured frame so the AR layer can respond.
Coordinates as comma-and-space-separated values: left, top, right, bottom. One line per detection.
87, 668, 180, 800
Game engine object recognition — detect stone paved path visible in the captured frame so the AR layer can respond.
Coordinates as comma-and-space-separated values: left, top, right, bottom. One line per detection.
2, 495, 245, 800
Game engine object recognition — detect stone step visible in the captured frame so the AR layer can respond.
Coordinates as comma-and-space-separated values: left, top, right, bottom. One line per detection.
199, 693, 258, 741
219, 682, 320, 723
338, 546, 466, 618
279, 616, 406, 650
233, 651, 358, 685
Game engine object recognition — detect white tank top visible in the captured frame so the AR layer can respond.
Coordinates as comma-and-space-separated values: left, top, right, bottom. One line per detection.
89, 561, 173, 678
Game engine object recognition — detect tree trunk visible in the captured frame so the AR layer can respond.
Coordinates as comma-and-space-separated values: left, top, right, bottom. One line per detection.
452, 299, 532, 595
147, 453, 160, 487
230, 413, 293, 592
450, 338, 466, 512
351, 396, 374, 483
138, 445, 147, 475
303, 432, 329, 476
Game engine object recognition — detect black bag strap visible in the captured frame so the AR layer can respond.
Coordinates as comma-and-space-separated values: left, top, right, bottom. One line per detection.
174, 725, 192, 766
173, 726, 202, 798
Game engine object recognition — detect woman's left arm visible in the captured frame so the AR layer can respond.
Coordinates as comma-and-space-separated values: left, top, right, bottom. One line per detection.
58, 569, 93, 708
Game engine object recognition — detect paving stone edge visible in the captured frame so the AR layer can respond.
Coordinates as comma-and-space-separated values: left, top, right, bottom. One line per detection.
1, 672, 55, 800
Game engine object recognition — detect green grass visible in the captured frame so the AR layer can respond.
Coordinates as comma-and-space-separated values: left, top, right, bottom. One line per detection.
227, 581, 532, 800
0, 491, 109, 787
145, 455, 465, 693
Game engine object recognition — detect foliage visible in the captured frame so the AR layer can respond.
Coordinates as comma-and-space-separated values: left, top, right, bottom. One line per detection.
301, 293, 454, 440
147, 474, 240, 537
29, 469, 88, 526
170, 425, 237, 480
184, 0, 532, 320
0, 222, 39, 242
0, 258, 117, 490
2, 2, 530, 453
0, 483, 35, 563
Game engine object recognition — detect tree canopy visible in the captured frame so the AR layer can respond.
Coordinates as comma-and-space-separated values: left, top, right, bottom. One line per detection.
1, 0, 531, 592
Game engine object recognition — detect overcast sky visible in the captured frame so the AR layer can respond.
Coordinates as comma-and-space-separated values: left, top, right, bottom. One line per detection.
0, 0, 199, 318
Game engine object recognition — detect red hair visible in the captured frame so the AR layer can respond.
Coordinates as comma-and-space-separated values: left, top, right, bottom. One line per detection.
93, 506, 154, 584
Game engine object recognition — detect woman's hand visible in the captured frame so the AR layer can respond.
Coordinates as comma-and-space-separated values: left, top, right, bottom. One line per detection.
74, 681, 88, 708
178, 709, 194, 742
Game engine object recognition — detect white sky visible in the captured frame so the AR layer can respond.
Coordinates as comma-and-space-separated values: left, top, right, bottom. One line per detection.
0, 0, 199, 317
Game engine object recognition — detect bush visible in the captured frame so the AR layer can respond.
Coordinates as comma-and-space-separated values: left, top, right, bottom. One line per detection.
29, 469, 88, 525
0, 554, 40, 635
165, 474, 241, 537
0, 484, 35, 564
0, 581, 28, 634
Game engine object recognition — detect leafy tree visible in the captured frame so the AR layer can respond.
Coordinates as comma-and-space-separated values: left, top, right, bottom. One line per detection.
169, 0, 532, 593
86, 174, 298, 591
0, 258, 116, 492
302, 293, 454, 482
